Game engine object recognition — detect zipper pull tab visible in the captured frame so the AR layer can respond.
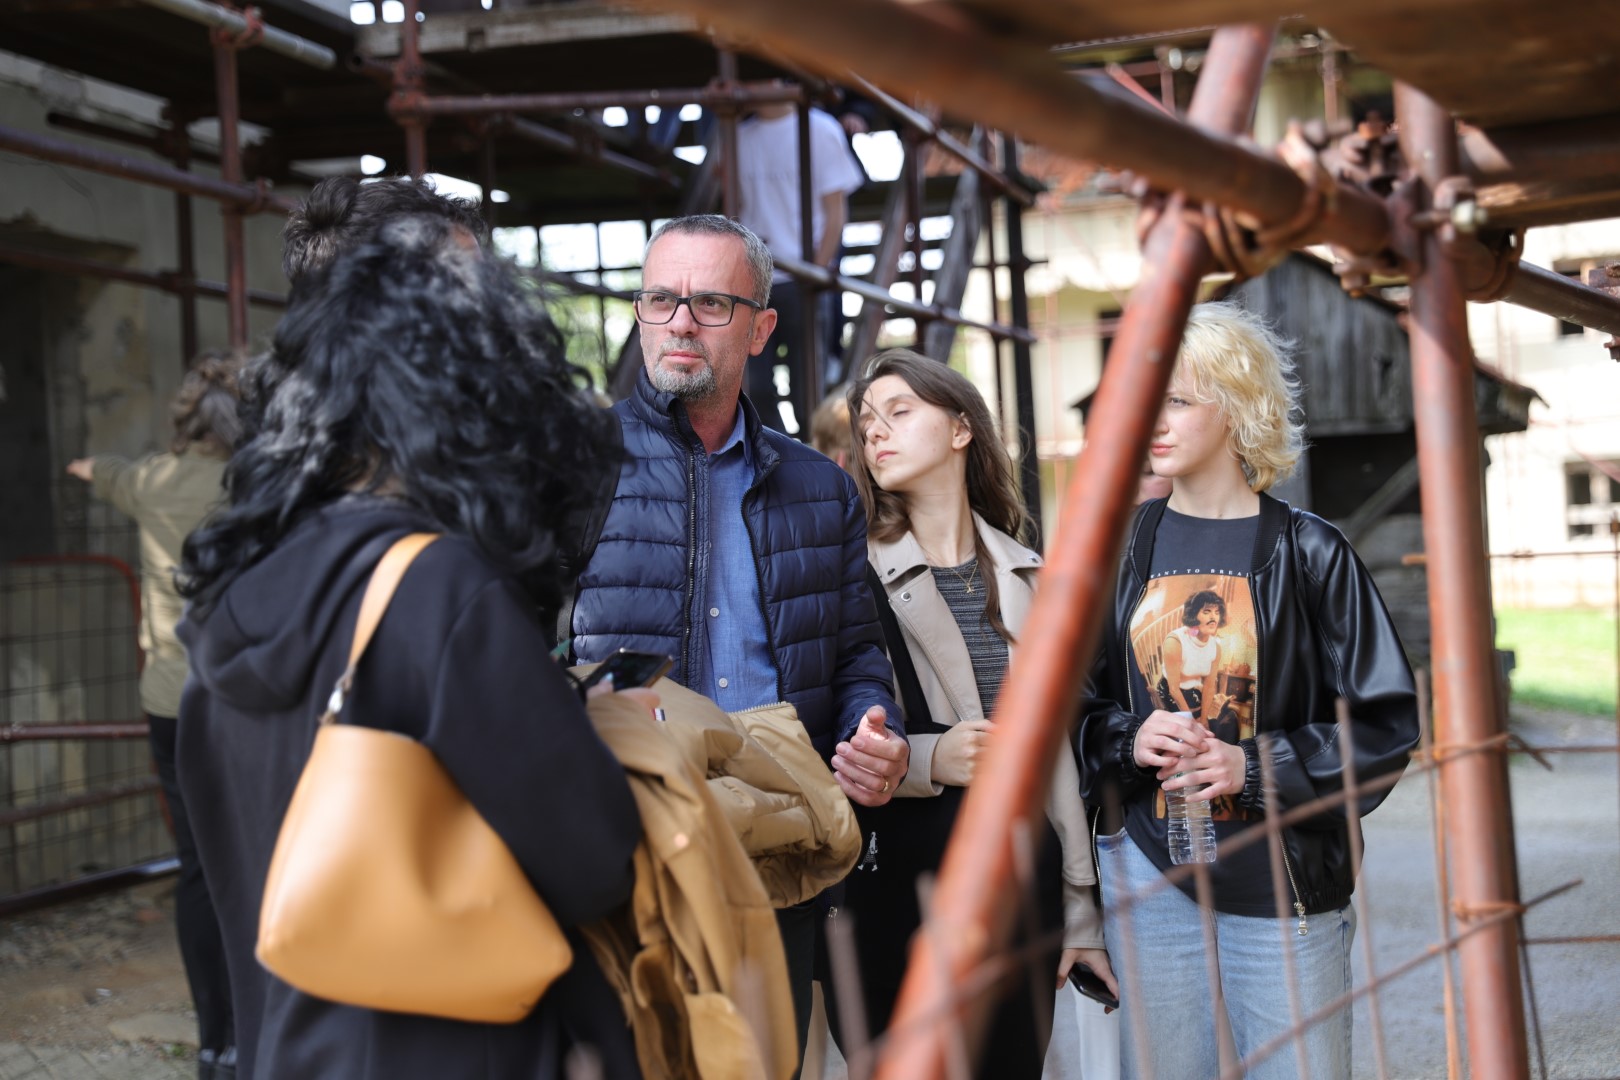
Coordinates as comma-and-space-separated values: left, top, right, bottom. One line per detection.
858, 830, 879, 872
1295, 902, 1309, 936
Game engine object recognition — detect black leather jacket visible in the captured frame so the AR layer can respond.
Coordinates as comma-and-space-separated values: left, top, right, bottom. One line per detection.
1075, 494, 1420, 915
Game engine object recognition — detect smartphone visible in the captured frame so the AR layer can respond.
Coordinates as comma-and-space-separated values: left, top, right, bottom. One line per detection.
1067, 962, 1120, 1010
574, 649, 674, 693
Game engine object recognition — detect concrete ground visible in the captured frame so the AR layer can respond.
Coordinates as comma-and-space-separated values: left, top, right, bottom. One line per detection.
0, 883, 198, 1080
2, 707, 1614, 1080
1345, 705, 1620, 1080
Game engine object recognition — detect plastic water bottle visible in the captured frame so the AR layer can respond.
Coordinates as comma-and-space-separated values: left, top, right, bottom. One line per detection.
1166, 712, 1217, 865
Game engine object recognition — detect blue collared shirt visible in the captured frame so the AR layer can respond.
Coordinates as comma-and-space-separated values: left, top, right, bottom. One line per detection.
698, 406, 780, 711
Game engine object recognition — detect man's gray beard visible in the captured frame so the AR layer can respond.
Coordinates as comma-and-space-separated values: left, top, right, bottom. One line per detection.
649, 355, 717, 401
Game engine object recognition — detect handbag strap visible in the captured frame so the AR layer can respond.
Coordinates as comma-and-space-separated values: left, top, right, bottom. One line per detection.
320, 532, 441, 725
865, 564, 942, 735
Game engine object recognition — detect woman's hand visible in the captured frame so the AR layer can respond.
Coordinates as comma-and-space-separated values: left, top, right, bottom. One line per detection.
1056, 947, 1120, 1012
65, 459, 94, 482
1158, 738, 1246, 800
931, 718, 993, 787
1131, 709, 1206, 770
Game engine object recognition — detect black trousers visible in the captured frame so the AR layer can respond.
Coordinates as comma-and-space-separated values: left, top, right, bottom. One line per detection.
148, 713, 235, 1054
776, 899, 819, 1080
820, 796, 1065, 1080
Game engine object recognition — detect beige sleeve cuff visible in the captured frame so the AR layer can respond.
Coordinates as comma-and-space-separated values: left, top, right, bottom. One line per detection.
894, 731, 945, 798
1062, 877, 1106, 951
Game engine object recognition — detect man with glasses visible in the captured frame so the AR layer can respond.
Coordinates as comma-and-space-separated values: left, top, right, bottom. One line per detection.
570, 215, 907, 1074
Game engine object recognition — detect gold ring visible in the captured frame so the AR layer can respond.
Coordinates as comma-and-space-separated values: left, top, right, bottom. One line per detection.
880, 779, 890, 794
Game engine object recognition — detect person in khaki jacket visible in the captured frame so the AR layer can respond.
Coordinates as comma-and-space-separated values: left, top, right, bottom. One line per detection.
66, 348, 242, 1079
836, 349, 1119, 1079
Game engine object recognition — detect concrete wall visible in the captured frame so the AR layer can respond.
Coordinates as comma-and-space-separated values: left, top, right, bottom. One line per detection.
0, 52, 291, 474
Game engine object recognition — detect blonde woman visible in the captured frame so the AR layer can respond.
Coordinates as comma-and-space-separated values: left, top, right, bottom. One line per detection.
1075, 303, 1420, 1079
839, 349, 1117, 1078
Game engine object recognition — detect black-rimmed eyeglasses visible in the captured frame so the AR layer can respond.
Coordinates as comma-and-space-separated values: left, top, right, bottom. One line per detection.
632, 290, 763, 327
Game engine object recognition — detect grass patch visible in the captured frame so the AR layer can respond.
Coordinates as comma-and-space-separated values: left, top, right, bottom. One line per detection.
1496, 608, 1618, 716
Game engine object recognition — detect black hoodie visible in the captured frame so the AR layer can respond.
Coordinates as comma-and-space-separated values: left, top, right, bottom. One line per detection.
178, 497, 642, 1080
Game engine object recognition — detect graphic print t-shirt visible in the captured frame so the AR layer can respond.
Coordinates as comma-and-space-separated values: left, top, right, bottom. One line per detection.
1123, 506, 1280, 915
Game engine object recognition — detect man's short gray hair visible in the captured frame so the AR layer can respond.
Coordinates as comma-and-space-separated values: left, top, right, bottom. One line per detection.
645, 215, 774, 308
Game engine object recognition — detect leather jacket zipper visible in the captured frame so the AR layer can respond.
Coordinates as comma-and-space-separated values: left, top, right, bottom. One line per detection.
1252, 592, 1308, 935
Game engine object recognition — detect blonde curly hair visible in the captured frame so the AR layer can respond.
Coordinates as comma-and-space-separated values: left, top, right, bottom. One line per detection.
1173, 302, 1305, 493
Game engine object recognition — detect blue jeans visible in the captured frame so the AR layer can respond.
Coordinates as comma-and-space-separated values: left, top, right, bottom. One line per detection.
1097, 828, 1355, 1080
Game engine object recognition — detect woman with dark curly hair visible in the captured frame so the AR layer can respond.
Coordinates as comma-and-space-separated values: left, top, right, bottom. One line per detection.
176, 215, 646, 1080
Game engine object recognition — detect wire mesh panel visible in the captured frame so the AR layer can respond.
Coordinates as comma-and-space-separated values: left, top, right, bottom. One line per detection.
2, 505, 171, 903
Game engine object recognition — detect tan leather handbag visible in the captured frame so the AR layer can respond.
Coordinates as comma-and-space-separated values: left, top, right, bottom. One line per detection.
257, 532, 573, 1023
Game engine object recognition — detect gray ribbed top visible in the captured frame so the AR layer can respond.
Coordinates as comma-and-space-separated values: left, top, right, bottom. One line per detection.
930, 557, 1010, 715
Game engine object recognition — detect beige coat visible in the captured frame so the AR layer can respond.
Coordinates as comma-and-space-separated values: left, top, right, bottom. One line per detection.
868, 516, 1104, 951
580, 693, 796, 1080
92, 451, 227, 717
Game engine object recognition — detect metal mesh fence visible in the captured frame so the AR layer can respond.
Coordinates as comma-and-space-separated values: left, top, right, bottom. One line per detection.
1, 487, 171, 905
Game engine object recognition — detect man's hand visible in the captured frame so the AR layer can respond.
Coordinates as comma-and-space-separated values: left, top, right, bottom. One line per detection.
832, 705, 909, 807
931, 719, 993, 787
65, 459, 94, 482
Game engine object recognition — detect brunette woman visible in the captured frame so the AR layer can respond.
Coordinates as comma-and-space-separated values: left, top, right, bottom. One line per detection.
840, 349, 1117, 1078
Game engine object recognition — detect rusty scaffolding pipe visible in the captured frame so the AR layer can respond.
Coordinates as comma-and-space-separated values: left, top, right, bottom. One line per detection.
1500, 262, 1620, 337
46, 111, 222, 168
133, 0, 336, 68
0, 244, 285, 308
0, 857, 180, 920
211, 21, 249, 348
393, 81, 804, 118
170, 114, 201, 362
398, 0, 427, 177
636, 0, 1389, 257
0, 778, 161, 829
843, 72, 1037, 206
0, 124, 294, 214
1396, 81, 1531, 1080
772, 252, 1034, 343
1460, 113, 1620, 187
493, 114, 676, 186
0, 723, 151, 743
716, 49, 741, 219
873, 25, 1277, 1078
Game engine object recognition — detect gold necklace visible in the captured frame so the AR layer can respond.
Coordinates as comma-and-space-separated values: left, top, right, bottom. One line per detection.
929, 556, 979, 594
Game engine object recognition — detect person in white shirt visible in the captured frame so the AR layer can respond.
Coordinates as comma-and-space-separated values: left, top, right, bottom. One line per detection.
734, 103, 865, 435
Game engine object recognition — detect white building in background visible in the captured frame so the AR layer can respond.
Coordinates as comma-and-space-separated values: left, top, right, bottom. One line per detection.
1475, 220, 1620, 609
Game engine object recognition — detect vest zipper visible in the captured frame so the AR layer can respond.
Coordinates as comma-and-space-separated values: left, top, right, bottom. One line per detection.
732, 700, 791, 714
681, 441, 698, 683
